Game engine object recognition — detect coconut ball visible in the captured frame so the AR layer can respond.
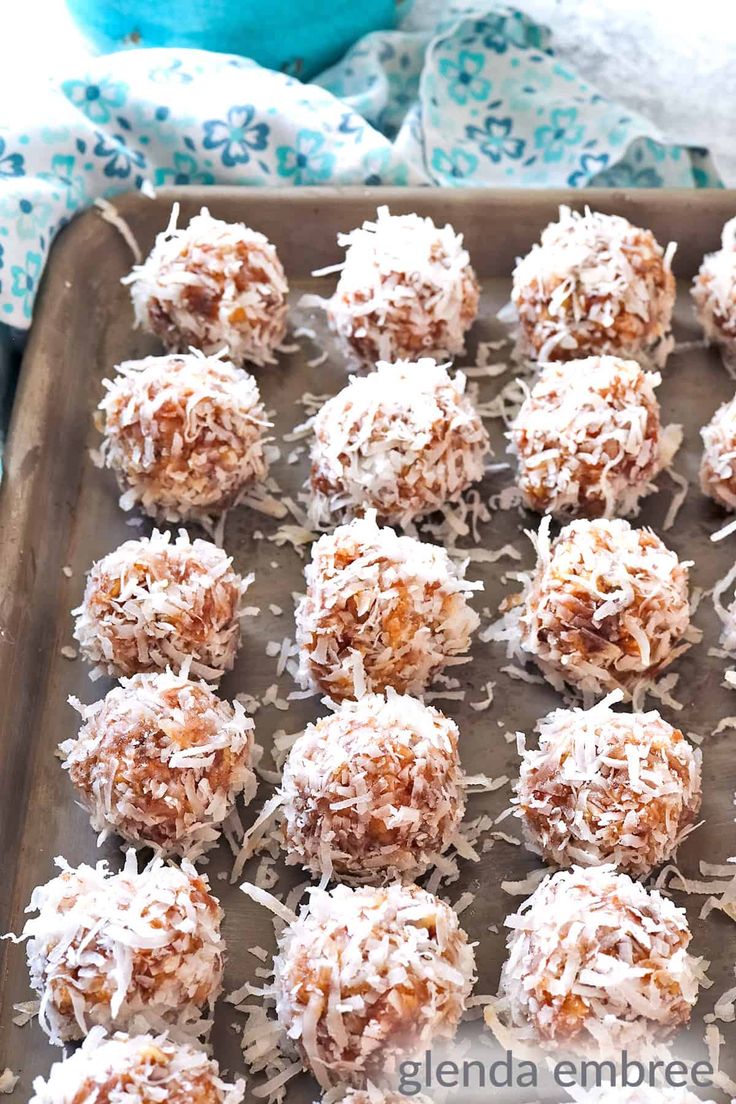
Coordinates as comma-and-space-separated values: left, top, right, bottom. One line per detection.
309, 358, 490, 527
692, 216, 736, 368
295, 511, 480, 701
29, 1028, 244, 1104
124, 207, 288, 367
511, 206, 676, 367
515, 695, 702, 876
16, 852, 224, 1044
509, 356, 674, 518
700, 393, 736, 509
281, 691, 465, 882
321, 206, 479, 365
73, 529, 250, 680
272, 882, 475, 1088
498, 517, 692, 701
95, 353, 270, 523
61, 667, 259, 859
498, 865, 701, 1055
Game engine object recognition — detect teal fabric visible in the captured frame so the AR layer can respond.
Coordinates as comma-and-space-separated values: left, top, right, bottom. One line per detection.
0, 3, 722, 329
65, 0, 406, 81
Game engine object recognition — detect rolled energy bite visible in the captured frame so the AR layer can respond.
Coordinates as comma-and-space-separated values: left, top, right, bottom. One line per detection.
295, 511, 480, 701
280, 691, 465, 882
14, 852, 224, 1044
73, 529, 251, 679
29, 1028, 245, 1104
692, 215, 736, 370
94, 352, 270, 523
309, 358, 490, 527
124, 206, 289, 367
317, 206, 479, 365
62, 667, 259, 859
509, 356, 678, 519
515, 694, 702, 876
511, 206, 676, 367
491, 516, 693, 702
700, 393, 736, 510
270, 881, 475, 1088
496, 865, 702, 1055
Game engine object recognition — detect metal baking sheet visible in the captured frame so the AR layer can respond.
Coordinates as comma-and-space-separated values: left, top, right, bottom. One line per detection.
2, 187, 736, 1100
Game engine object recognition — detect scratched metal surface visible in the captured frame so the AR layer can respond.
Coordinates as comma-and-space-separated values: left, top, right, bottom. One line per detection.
1, 188, 735, 1100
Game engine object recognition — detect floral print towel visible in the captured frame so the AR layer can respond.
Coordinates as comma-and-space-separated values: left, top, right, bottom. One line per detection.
0, 3, 721, 330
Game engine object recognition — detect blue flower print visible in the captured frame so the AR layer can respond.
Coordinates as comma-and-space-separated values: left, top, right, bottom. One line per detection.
534, 108, 585, 163
0, 137, 24, 179
466, 114, 525, 164
360, 147, 408, 186
568, 151, 610, 187
203, 105, 269, 168
93, 132, 146, 181
154, 152, 215, 187
0, 196, 53, 240
590, 160, 662, 189
438, 50, 491, 106
62, 77, 128, 125
431, 147, 478, 183
276, 130, 335, 184
11, 251, 43, 321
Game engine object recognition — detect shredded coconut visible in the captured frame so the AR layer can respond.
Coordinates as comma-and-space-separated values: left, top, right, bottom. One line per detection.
11, 852, 224, 1044
28, 1026, 244, 1104
515, 693, 702, 875
73, 528, 252, 680
61, 666, 259, 859
123, 205, 288, 367
295, 510, 481, 701
310, 206, 479, 366
308, 359, 489, 528
280, 690, 465, 882
497, 864, 703, 1055
510, 205, 676, 368
94, 351, 271, 523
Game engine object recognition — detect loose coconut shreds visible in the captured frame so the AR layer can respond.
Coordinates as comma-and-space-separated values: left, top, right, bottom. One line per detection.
94, 352, 271, 523
308, 359, 490, 528
279, 690, 466, 883
509, 356, 679, 519
12, 851, 224, 1045
515, 692, 703, 877
0, 1072, 17, 1096
490, 516, 694, 702
712, 558, 736, 653
314, 206, 479, 366
510, 205, 676, 368
123, 206, 289, 368
61, 667, 259, 859
269, 881, 476, 1089
295, 511, 481, 702
73, 528, 252, 680
692, 216, 736, 367
498, 865, 702, 1056
28, 1026, 245, 1104
700, 392, 736, 511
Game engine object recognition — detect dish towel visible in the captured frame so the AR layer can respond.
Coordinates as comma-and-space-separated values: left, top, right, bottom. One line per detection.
0, 1, 722, 331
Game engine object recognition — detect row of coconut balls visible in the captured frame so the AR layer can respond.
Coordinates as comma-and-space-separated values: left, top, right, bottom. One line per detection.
98, 200, 736, 530
13, 856, 708, 1104
13, 507, 718, 1100
124, 200, 736, 373
94, 346, 736, 532
18, 203, 736, 1104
